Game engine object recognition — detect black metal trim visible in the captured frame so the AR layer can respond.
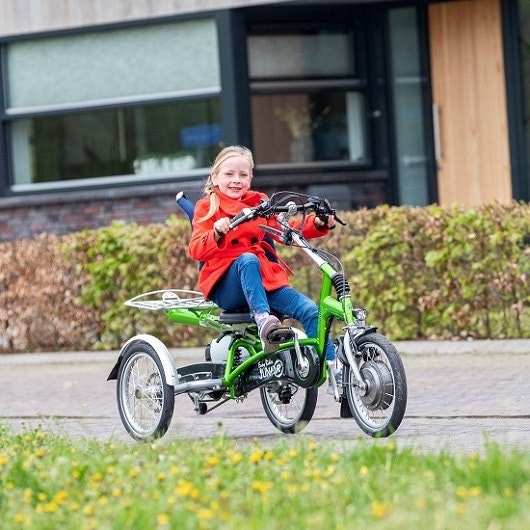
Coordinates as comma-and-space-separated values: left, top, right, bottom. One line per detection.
501, 0, 529, 201
216, 10, 252, 148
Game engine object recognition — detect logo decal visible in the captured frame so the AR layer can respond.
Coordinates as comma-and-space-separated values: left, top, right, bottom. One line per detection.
258, 358, 284, 379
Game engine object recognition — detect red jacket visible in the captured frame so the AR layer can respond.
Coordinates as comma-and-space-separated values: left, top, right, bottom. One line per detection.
188, 190, 328, 299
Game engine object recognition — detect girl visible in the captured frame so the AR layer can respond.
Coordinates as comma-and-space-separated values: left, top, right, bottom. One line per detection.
188, 145, 336, 360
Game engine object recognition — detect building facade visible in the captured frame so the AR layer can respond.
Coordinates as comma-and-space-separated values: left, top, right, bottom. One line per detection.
0, 0, 529, 240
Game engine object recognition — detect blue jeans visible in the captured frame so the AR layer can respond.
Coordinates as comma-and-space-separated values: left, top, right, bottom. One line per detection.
210, 253, 336, 361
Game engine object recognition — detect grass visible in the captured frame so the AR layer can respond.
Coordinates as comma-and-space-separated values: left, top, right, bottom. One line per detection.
1, 424, 530, 529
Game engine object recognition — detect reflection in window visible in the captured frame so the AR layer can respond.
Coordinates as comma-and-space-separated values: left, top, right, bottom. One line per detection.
251, 91, 366, 164
10, 99, 221, 188
248, 30, 355, 78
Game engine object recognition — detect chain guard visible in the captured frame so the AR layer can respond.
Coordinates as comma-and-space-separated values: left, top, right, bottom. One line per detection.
238, 346, 320, 395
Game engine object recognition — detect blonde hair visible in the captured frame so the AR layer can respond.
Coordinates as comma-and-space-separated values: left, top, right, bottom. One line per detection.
199, 145, 254, 222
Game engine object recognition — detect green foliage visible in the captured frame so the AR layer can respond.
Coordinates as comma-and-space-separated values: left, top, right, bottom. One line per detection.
0, 201, 528, 352
64, 218, 203, 350
340, 202, 530, 340
1, 425, 530, 529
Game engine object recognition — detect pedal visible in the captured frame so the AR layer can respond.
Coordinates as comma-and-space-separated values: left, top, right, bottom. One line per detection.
267, 326, 295, 344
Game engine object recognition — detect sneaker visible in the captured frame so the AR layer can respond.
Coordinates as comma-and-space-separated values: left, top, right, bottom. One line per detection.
258, 315, 281, 353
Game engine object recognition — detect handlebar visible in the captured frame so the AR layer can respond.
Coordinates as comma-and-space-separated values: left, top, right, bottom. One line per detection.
228, 192, 346, 231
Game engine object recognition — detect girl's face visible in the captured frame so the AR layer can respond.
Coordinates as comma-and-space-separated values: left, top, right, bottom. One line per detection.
213, 155, 252, 200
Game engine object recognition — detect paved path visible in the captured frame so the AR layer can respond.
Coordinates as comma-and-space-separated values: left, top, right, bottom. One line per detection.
1, 340, 529, 453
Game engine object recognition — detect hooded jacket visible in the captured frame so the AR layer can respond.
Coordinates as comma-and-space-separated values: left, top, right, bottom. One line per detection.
188, 190, 328, 299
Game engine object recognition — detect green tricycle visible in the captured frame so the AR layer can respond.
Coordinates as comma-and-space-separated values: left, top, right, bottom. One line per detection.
108, 192, 407, 441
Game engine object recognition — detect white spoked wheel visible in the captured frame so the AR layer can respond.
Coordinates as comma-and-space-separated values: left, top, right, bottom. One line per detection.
260, 382, 318, 434
116, 341, 175, 441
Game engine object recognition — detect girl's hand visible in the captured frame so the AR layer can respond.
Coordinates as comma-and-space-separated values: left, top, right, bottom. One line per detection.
213, 217, 231, 239
314, 214, 336, 230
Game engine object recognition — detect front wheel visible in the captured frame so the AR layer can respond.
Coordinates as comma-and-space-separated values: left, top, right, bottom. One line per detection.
344, 333, 407, 437
260, 382, 318, 434
116, 341, 175, 441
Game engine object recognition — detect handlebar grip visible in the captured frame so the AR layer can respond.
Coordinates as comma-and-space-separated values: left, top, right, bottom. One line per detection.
228, 208, 253, 230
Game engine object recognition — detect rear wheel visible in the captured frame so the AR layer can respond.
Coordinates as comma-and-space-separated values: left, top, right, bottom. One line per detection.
260, 382, 318, 433
116, 341, 174, 441
344, 333, 407, 437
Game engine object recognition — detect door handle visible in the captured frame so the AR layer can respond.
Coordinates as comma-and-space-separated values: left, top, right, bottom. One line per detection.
432, 103, 442, 169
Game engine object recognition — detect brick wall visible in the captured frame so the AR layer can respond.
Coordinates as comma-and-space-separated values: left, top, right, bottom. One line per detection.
0, 182, 204, 242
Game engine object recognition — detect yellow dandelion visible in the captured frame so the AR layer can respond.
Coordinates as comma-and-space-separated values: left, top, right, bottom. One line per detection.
128, 467, 140, 478
263, 451, 273, 461
171, 465, 180, 475
107, 465, 115, 474
289, 449, 298, 458
371, 500, 390, 519
252, 480, 273, 494
0, 455, 7, 468
504, 487, 514, 497
23, 488, 32, 503
469, 486, 482, 497
83, 505, 94, 516
35, 448, 47, 458
13, 513, 30, 524
330, 452, 340, 463
54, 490, 68, 505
205, 456, 219, 467
229, 452, 242, 464
359, 465, 369, 476
157, 471, 167, 481
280, 470, 290, 480
112, 488, 122, 498
43, 501, 58, 513
249, 451, 261, 464
157, 513, 170, 525
198, 508, 214, 520
456, 486, 468, 499
308, 441, 318, 451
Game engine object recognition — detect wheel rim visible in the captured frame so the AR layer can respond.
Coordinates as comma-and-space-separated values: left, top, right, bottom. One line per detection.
262, 382, 305, 427
119, 352, 165, 437
346, 343, 396, 430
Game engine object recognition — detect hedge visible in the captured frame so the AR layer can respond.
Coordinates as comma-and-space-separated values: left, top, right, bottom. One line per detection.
0, 202, 528, 353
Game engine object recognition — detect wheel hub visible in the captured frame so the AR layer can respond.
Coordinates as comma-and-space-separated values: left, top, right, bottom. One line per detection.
360, 361, 394, 410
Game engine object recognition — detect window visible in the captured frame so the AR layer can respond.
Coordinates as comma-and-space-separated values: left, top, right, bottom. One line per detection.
4, 18, 221, 191
10, 100, 221, 190
248, 27, 368, 166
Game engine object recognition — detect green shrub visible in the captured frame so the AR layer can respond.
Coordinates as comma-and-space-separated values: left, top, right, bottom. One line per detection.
0, 202, 527, 352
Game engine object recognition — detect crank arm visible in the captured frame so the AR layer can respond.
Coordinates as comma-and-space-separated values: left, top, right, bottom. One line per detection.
293, 333, 310, 377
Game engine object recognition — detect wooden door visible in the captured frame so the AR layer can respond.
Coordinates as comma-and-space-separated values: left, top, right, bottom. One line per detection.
428, 0, 512, 206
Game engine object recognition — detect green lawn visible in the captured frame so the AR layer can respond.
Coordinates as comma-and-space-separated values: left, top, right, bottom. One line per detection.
1, 423, 529, 529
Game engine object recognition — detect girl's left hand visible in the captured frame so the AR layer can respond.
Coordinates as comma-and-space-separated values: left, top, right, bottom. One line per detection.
314, 215, 336, 230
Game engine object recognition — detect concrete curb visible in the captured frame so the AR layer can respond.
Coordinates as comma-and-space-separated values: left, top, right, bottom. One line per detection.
0, 340, 529, 365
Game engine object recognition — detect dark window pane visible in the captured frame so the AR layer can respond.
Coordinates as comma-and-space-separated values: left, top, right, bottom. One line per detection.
10, 99, 221, 188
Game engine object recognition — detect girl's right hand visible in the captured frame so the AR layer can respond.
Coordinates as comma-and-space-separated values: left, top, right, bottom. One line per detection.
213, 217, 231, 238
